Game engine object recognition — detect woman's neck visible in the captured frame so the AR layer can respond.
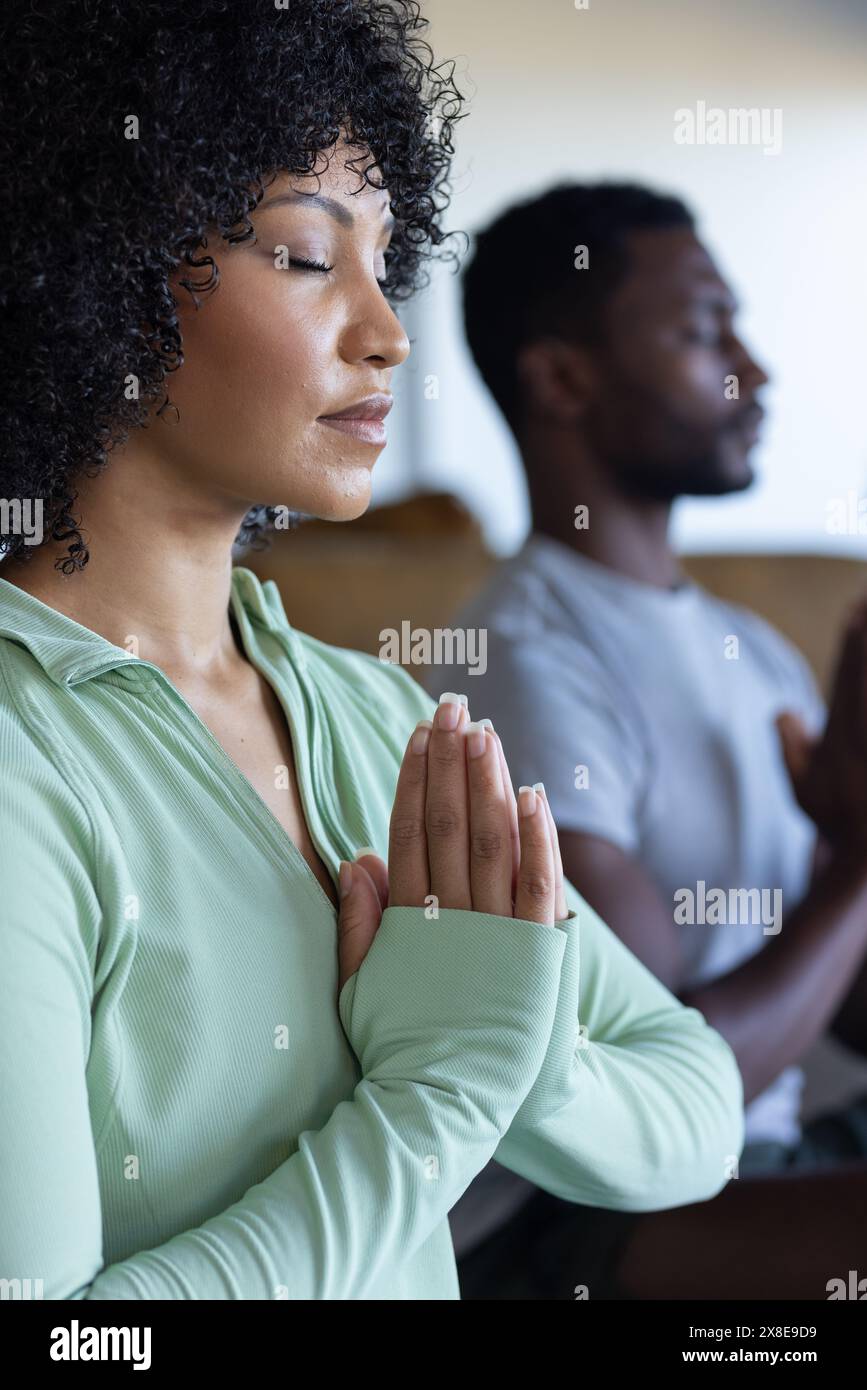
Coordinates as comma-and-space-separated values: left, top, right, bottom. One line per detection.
2, 438, 251, 683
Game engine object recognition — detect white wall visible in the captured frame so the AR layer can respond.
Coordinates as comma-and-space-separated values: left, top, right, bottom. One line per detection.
374, 0, 867, 557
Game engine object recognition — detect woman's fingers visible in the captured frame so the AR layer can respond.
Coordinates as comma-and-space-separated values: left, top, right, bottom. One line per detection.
387, 719, 432, 907
486, 723, 520, 903
387, 707, 560, 925
337, 859, 386, 993
426, 693, 472, 909
465, 721, 513, 917
354, 851, 389, 912
535, 783, 569, 921
514, 785, 556, 925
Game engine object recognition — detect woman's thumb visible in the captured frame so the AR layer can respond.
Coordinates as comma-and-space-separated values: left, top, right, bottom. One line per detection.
337, 858, 385, 992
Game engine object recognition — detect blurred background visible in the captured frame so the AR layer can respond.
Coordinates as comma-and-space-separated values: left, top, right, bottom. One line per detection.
248, 0, 867, 686
244, 0, 867, 1119
379, 0, 867, 558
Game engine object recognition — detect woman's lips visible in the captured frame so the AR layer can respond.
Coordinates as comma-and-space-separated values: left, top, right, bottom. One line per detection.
318, 416, 387, 445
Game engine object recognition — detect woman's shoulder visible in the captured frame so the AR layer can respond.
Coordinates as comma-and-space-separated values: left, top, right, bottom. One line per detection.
0, 675, 96, 882
0, 647, 52, 772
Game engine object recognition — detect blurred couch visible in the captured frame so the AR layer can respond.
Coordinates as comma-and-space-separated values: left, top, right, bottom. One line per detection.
242, 492, 496, 668
242, 492, 867, 696
243, 492, 867, 1123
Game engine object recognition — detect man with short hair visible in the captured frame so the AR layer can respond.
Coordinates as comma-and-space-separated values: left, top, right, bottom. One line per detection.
428, 183, 867, 1299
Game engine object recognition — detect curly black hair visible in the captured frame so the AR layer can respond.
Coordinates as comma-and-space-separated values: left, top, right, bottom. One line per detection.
463, 182, 694, 439
0, 0, 465, 572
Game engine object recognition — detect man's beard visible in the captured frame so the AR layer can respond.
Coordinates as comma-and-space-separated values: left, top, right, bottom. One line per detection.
585, 392, 760, 503
608, 449, 755, 502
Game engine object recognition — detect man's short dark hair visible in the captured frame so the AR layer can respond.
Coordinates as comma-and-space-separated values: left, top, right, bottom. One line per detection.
461, 182, 695, 436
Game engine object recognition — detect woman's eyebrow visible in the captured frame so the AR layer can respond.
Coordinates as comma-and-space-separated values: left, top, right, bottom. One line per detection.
258, 191, 395, 236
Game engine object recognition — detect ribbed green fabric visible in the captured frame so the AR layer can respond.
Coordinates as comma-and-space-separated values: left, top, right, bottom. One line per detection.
0, 567, 743, 1299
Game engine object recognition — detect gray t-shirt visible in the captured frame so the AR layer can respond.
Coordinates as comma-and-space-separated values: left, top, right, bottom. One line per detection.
425, 532, 825, 1257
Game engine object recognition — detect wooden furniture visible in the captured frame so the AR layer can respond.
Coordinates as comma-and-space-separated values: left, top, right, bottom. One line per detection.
243, 493, 867, 695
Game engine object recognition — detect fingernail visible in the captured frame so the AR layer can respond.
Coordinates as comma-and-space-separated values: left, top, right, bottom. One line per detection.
410, 720, 432, 754
518, 785, 538, 817
478, 718, 494, 730
457, 694, 469, 707
532, 781, 545, 796
354, 846, 377, 860
436, 693, 462, 731
339, 861, 353, 898
464, 721, 486, 758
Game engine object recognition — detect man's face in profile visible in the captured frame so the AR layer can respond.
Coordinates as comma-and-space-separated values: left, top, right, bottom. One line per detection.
581, 226, 770, 501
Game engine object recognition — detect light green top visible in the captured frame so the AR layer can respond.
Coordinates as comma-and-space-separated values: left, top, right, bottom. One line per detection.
0, 566, 743, 1300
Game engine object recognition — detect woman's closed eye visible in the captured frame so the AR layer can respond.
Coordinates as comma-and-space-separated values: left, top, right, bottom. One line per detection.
288, 255, 334, 274
288, 254, 390, 289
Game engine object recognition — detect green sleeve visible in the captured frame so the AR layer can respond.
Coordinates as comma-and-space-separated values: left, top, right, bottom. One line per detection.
343, 664, 744, 1211
0, 742, 567, 1299
494, 879, 745, 1209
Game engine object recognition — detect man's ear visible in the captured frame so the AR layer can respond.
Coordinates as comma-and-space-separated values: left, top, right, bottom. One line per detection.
515, 336, 595, 423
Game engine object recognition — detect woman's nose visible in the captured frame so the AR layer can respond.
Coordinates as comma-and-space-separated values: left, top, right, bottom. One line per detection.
342, 292, 411, 370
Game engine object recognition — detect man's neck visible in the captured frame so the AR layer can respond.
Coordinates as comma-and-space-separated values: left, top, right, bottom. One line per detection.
526, 453, 683, 591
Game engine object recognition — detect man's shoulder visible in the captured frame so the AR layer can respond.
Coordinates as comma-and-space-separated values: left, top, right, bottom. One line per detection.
694, 586, 821, 696
453, 551, 558, 639
452, 541, 611, 657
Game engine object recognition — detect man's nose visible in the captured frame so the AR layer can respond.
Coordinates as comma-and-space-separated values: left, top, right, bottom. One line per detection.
734, 337, 770, 394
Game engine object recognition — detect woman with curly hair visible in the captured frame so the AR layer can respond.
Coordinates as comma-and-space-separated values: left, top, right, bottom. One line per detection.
0, 0, 743, 1300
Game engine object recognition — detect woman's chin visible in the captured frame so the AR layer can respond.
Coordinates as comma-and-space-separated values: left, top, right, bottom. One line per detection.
329, 494, 374, 523
312, 468, 375, 523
